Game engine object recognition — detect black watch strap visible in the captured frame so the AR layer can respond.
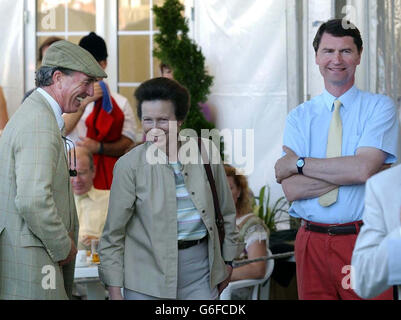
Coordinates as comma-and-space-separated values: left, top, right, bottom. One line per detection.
297, 157, 305, 175
98, 141, 104, 155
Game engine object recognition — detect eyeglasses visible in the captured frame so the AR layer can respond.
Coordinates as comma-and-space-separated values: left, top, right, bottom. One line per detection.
62, 136, 77, 177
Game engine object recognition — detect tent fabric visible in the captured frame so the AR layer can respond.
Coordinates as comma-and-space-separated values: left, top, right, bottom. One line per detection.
195, 0, 288, 209
0, 1, 24, 116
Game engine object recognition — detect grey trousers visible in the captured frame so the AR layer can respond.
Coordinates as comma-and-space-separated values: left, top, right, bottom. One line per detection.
124, 240, 219, 300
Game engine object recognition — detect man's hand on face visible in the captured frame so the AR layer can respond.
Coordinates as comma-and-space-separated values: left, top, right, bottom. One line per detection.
80, 82, 103, 107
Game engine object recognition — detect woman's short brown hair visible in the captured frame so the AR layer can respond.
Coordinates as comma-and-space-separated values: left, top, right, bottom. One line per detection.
135, 77, 190, 121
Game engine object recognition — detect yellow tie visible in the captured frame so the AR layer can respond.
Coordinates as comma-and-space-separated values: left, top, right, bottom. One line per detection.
319, 100, 342, 207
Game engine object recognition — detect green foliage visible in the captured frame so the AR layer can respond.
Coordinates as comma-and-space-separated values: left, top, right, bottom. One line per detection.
253, 185, 290, 232
153, 0, 215, 135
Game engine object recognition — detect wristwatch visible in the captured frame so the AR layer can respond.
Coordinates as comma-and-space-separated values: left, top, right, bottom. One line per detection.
98, 141, 104, 155
296, 157, 305, 175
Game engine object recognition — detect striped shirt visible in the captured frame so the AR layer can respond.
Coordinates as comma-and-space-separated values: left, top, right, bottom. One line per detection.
170, 162, 207, 241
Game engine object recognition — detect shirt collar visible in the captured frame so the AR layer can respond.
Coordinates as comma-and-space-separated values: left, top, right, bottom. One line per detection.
322, 85, 358, 111
37, 87, 65, 131
74, 187, 97, 201
87, 187, 99, 201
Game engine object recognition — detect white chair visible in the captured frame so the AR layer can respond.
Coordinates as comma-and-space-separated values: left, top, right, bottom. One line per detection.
220, 248, 274, 300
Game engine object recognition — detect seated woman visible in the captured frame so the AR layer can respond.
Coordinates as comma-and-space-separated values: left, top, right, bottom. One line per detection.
224, 165, 269, 284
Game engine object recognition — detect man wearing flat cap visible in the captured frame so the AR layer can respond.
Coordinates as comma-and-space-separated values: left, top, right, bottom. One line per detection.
0, 40, 107, 299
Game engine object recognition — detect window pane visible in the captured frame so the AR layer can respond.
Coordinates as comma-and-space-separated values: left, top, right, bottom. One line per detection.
153, 56, 163, 78
118, 86, 143, 132
67, 35, 85, 45
119, 35, 150, 82
153, 40, 163, 78
37, 35, 66, 66
67, 0, 96, 32
37, 0, 66, 32
118, 0, 150, 31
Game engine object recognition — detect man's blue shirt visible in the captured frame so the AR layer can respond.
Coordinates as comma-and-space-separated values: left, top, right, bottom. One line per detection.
283, 86, 399, 224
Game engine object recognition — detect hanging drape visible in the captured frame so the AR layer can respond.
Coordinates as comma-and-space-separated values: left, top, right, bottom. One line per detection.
0, 1, 24, 116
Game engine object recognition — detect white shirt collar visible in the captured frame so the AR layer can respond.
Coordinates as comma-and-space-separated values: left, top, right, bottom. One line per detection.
37, 87, 65, 131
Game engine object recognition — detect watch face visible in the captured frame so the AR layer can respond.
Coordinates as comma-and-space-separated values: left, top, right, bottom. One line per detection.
297, 159, 305, 168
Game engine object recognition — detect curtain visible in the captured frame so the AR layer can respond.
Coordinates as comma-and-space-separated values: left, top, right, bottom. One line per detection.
375, 0, 401, 101
0, 0, 24, 116
374, 0, 401, 162
195, 0, 288, 204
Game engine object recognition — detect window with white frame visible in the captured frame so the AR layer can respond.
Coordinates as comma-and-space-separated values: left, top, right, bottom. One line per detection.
36, 0, 97, 66
27, 0, 188, 121
117, 0, 166, 125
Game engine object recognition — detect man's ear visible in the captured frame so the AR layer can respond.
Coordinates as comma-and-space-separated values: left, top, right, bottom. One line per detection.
52, 70, 64, 89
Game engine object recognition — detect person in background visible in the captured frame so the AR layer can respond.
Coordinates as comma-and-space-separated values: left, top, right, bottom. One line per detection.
224, 164, 269, 299
98, 77, 239, 300
160, 62, 215, 124
274, 19, 398, 300
37, 36, 62, 68
0, 40, 107, 299
63, 32, 140, 190
71, 146, 110, 250
0, 86, 8, 135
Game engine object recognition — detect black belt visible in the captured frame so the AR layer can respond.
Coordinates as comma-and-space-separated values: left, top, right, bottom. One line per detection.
178, 236, 206, 250
302, 220, 363, 235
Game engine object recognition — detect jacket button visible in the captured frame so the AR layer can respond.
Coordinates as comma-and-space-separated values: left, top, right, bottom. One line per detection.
202, 210, 205, 213
191, 192, 195, 195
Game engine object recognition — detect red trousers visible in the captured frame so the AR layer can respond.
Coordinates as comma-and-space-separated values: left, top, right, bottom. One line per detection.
295, 221, 393, 300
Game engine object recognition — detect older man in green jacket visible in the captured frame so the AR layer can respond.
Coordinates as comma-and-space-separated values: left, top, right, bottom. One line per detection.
0, 40, 106, 299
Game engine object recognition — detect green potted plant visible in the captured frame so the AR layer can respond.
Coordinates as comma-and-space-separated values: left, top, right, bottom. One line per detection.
253, 185, 291, 232
153, 0, 214, 134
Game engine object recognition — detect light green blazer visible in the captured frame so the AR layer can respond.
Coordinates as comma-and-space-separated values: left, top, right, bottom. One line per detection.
98, 140, 240, 299
0, 90, 78, 300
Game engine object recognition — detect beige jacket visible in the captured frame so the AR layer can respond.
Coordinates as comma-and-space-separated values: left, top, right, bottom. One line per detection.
98, 140, 239, 299
0, 90, 78, 300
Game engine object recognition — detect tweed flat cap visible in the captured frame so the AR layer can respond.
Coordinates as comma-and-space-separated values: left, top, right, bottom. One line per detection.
42, 40, 107, 79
